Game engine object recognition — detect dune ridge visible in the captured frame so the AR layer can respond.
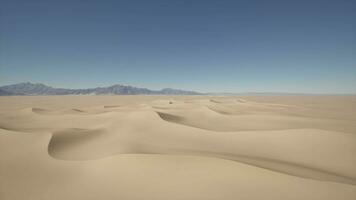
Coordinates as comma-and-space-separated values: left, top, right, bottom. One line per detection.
1, 95, 356, 200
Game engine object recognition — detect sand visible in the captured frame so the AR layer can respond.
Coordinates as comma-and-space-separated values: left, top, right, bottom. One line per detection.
1, 95, 356, 200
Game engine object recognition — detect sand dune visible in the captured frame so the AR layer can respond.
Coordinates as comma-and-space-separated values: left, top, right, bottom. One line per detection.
157, 109, 356, 133
1, 95, 356, 199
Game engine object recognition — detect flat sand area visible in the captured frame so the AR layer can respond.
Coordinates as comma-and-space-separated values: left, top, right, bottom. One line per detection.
1, 95, 356, 200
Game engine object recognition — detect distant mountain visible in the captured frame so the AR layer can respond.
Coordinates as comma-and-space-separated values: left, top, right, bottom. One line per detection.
0, 82, 202, 95
0, 89, 17, 96
160, 88, 201, 95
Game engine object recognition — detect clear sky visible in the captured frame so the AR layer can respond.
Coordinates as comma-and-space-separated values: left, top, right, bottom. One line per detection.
1, 0, 355, 93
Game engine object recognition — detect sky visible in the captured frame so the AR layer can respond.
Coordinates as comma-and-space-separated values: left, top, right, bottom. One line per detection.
1, 0, 355, 94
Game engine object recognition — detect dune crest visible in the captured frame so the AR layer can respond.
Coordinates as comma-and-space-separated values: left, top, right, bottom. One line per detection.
1, 95, 356, 200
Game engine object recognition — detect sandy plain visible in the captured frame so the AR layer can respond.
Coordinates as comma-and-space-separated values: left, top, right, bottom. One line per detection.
1, 95, 356, 200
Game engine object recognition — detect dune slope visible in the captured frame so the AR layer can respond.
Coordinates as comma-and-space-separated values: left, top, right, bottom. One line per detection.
1, 95, 356, 200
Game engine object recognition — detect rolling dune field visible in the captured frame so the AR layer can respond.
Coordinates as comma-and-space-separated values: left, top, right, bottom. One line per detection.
1, 95, 356, 200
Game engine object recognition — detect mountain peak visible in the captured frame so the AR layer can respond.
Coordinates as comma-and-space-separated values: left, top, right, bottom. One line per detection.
0, 83, 203, 96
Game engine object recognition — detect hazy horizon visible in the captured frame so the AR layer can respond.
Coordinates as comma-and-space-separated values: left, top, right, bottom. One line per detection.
1, 0, 355, 94
1, 81, 356, 95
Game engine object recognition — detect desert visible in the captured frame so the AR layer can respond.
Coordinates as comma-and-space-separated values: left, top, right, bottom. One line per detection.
2, 0, 356, 199
1, 95, 356, 200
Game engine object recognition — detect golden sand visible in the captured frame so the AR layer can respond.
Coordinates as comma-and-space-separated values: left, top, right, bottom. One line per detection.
1, 95, 356, 200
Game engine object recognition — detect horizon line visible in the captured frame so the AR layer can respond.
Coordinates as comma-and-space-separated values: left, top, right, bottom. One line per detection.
1, 82, 355, 96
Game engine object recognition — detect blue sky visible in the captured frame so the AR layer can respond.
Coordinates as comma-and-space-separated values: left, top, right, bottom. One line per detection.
1, 0, 355, 93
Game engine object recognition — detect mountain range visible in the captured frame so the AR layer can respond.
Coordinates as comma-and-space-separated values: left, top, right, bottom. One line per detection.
0, 82, 202, 96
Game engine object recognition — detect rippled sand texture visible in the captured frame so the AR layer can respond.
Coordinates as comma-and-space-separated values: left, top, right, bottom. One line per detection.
1, 95, 356, 200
